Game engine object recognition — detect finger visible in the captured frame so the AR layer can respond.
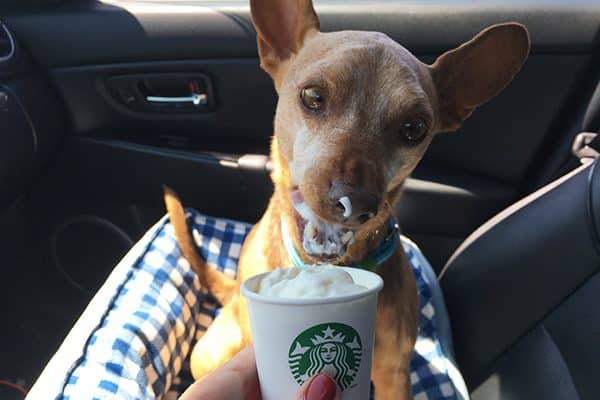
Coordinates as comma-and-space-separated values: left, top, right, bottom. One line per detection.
222, 346, 260, 397
295, 374, 341, 400
179, 346, 260, 400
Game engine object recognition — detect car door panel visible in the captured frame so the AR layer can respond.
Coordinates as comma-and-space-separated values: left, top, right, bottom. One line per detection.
50, 59, 277, 143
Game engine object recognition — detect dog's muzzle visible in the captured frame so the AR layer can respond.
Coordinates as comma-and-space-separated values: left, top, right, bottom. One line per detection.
291, 190, 354, 259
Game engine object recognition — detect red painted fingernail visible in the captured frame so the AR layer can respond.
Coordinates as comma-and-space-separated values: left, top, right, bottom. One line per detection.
305, 374, 337, 400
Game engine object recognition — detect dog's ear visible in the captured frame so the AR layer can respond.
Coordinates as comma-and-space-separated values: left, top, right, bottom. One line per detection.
249, 0, 320, 84
429, 23, 530, 132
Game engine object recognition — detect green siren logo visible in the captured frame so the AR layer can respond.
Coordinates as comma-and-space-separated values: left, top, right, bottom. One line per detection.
288, 323, 362, 391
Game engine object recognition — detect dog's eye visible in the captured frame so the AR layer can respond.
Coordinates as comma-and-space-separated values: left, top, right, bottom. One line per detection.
400, 118, 428, 145
300, 87, 324, 111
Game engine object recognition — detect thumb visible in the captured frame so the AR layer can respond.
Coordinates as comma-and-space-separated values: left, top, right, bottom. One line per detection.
295, 374, 341, 400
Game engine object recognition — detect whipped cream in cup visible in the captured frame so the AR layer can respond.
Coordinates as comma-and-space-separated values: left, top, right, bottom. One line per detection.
241, 265, 383, 400
256, 265, 367, 299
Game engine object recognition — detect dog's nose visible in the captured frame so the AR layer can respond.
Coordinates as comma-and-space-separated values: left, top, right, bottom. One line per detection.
329, 182, 379, 225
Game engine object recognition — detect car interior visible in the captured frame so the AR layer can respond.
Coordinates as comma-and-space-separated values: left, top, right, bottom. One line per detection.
1, 0, 599, 399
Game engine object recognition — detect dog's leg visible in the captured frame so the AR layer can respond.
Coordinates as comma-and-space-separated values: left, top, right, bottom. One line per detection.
372, 349, 412, 400
189, 295, 252, 380
372, 253, 419, 400
372, 307, 416, 400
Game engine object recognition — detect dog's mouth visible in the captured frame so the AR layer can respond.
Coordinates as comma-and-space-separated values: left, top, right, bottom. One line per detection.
290, 190, 354, 260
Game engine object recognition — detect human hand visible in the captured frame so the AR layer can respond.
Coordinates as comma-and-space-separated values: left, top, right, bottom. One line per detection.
179, 345, 340, 400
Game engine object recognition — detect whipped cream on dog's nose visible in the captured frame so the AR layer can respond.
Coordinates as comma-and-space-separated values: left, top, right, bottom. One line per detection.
257, 265, 366, 299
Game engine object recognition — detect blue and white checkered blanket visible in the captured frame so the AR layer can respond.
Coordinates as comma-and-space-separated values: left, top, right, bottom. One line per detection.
26, 210, 468, 400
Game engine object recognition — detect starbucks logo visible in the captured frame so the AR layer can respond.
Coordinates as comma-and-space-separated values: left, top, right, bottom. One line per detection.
288, 323, 362, 391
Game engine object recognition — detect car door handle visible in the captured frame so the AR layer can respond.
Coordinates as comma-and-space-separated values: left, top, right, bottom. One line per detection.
106, 73, 213, 114
146, 93, 208, 106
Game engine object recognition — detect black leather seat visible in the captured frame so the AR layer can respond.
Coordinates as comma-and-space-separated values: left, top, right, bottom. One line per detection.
439, 161, 600, 400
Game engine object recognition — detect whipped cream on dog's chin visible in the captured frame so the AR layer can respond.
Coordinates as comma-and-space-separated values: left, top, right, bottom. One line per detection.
291, 191, 354, 258
257, 265, 366, 299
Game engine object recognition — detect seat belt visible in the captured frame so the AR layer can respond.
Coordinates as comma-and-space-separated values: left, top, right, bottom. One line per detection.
572, 131, 600, 164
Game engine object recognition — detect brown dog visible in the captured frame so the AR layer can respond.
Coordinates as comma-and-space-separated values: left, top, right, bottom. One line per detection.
165, 1, 529, 398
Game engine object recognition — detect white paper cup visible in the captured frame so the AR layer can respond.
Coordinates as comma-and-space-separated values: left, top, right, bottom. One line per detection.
241, 266, 383, 400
